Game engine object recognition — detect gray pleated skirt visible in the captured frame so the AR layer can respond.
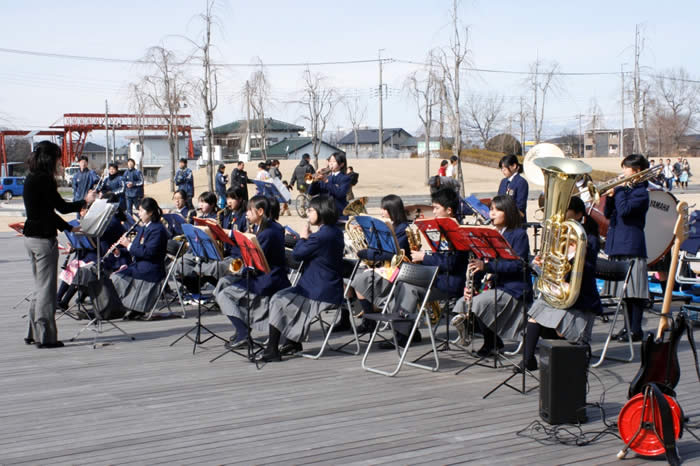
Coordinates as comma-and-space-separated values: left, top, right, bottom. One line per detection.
352, 268, 393, 308
182, 253, 234, 281
111, 273, 161, 314
470, 289, 524, 342
390, 282, 453, 316
602, 256, 649, 300
214, 275, 270, 331
268, 288, 336, 342
528, 298, 595, 344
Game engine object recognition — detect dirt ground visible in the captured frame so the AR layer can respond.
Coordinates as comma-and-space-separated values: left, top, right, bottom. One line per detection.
2, 156, 699, 235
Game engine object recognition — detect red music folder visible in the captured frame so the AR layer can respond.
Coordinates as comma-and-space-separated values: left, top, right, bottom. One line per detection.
9, 222, 24, 235
414, 217, 519, 260
232, 229, 270, 274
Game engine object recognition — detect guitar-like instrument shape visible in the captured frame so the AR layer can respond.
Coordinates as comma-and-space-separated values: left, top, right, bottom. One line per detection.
628, 201, 689, 399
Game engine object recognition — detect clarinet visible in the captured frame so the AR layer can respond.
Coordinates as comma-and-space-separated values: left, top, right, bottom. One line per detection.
452, 256, 475, 346
102, 219, 141, 261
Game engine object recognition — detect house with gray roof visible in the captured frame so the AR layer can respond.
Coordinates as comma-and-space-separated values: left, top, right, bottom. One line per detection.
259, 137, 345, 160
213, 118, 304, 159
337, 128, 413, 155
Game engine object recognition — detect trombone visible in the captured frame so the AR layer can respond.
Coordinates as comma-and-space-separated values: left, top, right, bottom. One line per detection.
573, 164, 663, 204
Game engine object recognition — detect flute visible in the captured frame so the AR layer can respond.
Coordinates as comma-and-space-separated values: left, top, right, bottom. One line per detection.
102, 219, 141, 260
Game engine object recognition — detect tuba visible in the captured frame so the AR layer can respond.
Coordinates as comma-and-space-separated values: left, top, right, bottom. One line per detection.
534, 157, 591, 309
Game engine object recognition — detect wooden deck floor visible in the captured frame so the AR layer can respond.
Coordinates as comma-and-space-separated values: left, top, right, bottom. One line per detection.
2, 232, 700, 465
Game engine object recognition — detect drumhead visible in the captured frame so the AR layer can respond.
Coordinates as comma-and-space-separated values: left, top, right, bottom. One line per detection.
646, 190, 678, 265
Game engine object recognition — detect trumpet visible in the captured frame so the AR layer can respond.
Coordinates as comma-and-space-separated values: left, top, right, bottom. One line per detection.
102, 219, 141, 260
304, 167, 331, 183
574, 164, 663, 204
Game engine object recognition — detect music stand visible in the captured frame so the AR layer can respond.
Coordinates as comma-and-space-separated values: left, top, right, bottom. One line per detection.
60, 227, 97, 320
162, 213, 186, 237
252, 180, 291, 204
352, 215, 400, 340
463, 195, 491, 225
170, 223, 227, 354
209, 229, 270, 367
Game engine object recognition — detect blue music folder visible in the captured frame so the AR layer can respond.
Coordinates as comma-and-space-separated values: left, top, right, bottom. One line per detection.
353, 216, 399, 256
464, 195, 491, 223
181, 224, 222, 262
162, 213, 186, 236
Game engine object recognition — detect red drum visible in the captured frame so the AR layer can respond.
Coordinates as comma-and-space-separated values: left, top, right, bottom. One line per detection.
587, 190, 677, 266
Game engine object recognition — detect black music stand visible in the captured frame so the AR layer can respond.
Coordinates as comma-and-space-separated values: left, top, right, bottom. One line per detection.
170, 224, 226, 354
209, 228, 270, 368
353, 216, 400, 342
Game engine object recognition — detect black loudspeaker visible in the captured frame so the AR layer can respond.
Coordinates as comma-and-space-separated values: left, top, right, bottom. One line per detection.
539, 339, 588, 425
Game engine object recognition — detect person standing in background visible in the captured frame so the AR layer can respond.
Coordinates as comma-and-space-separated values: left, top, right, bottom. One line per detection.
71, 155, 99, 218
174, 158, 194, 207
215, 163, 228, 209
446, 155, 458, 178
123, 158, 144, 216
230, 161, 250, 201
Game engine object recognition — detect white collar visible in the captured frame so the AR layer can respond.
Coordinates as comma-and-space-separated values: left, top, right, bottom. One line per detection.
507, 172, 518, 183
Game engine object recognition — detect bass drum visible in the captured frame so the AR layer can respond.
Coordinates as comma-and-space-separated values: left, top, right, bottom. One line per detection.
588, 190, 677, 266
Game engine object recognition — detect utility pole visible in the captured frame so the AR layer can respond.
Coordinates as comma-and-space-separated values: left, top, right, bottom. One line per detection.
620, 64, 625, 158
104, 100, 109, 170
245, 80, 251, 158
378, 49, 384, 158
575, 113, 584, 157
112, 126, 117, 164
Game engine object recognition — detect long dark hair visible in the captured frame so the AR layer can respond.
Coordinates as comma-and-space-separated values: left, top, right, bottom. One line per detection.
330, 152, 347, 174
140, 197, 162, 222
226, 187, 247, 213
490, 195, 522, 230
27, 140, 61, 176
248, 194, 271, 233
309, 195, 338, 226
198, 191, 218, 212
569, 196, 599, 239
499, 154, 523, 174
381, 194, 408, 225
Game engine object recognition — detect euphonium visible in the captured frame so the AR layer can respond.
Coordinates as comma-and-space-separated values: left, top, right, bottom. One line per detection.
228, 258, 244, 274
342, 196, 368, 216
574, 163, 663, 204
534, 157, 592, 308
344, 215, 369, 260
305, 167, 331, 183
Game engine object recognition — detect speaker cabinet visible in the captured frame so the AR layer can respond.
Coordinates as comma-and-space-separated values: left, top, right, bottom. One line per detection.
539, 339, 588, 425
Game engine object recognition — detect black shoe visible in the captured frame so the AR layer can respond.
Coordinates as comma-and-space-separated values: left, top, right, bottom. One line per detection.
36, 341, 65, 349
475, 341, 504, 358
224, 335, 248, 350
56, 301, 68, 311
513, 358, 538, 373
378, 340, 397, 350
356, 319, 377, 334
256, 350, 282, 362
613, 328, 629, 342
630, 332, 643, 342
334, 318, 353, 332
24, 337, 35, 345
280, 341, 303, 355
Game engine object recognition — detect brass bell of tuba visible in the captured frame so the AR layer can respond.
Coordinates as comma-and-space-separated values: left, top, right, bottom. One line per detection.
534, 157, 591, 309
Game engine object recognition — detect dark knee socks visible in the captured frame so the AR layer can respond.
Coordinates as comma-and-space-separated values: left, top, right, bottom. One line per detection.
626, 299, 645, 335
524, 322, 561, 363
478, 319, 503, 349
267, 325, 281, 354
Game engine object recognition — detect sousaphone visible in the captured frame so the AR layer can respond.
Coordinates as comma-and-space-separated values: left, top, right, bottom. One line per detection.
522, 143, 567, 187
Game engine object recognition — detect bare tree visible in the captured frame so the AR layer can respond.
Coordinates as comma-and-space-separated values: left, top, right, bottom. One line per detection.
464, 93, 504, 148
587, 98, 605, 130
298, 68, 338, 169
652, 67, 698, 154
248, 59, 270, 160
526, 57, 559, 143
405, 51, 439, 184
342, 93, 367, 158
141, 46, 191, 193
128, 82, 149, 172
437, 0, 470, 196
517, 97, 529, 154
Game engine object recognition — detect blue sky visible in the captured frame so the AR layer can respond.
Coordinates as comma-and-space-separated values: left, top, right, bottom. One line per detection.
1, 0, 698, 143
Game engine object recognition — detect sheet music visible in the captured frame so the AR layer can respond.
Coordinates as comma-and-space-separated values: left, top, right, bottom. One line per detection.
80, 199, 118, 237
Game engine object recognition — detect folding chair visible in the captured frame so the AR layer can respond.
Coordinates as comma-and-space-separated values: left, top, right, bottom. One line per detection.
591, 258, 635, 368
147, 238, 188, 320
301, 259, 362, 359
362, 263, 440, 376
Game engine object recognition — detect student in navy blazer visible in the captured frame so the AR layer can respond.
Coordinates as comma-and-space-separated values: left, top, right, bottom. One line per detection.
497, 154, 529, 220
221, 187, 248, 257
171, 190, 192, 220
308, 152, 351, 216
351, 194, 412, 334
519, 196, 602, 372
260, 195, 345, 361
215, 195, 290, 348
456, 195, 531, 356
603, 154, 650, 341
115, 198, 168, 282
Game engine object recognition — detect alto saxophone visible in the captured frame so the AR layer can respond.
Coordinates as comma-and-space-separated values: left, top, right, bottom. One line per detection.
451, 260, 475, 346
407, 224, 443, 326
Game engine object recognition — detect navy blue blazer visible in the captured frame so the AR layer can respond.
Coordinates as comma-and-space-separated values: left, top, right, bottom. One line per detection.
233, 221, 290, 296
423, 249, 469, 297
357, 221, 411, 263
483, 227, 531, 301
573, 233, 603, 315
222, 208, 247, 257
175, 167, 194, 197
119, 221, 168, 282
498, 173, 529, 220
603, 182, 649, 258
122, 168, 144, 198
308, 172, 351, 215
215, 172, 227, 197
290, 224, 345, 305
176, 206, 190, 219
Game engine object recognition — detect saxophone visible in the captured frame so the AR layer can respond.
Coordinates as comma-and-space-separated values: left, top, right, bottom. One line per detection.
451, 261, 475, 346
407, 224, 442, 326
227, 221, 254, 274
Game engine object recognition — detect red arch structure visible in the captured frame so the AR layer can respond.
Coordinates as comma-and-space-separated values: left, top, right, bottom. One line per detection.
0, 113, 195, 175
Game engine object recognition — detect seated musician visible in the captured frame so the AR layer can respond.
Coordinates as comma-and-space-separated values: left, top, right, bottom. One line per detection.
172, 189, 192, 219
187, 191, 218, 223
110, 197, 169, 316
259, 195, 345, 361
387, 188, 469, 349
604, 154, 650, 343
456, 195, 531, 357
498, 154, 529, 220
519, 196, 602, 372
214, 195, 290, 349
220, 186, 248, 255
56, 201, 130, 311
307, 151, 351, 217
351, 194, 411, 334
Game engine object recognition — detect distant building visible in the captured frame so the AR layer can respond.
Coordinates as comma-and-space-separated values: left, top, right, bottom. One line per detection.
82, 142, 107, 170
583, 129, 636, 158
263, 137, 344, 161
545, 135, 582, 157
213, 118, 304, 159
416, 136, 454, 155
115, 145, 129, 165
128, 136, 192, 183
337, 128, 413, 154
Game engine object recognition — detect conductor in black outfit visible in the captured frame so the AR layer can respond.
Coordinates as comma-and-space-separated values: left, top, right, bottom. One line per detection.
22, 141, 96, 348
